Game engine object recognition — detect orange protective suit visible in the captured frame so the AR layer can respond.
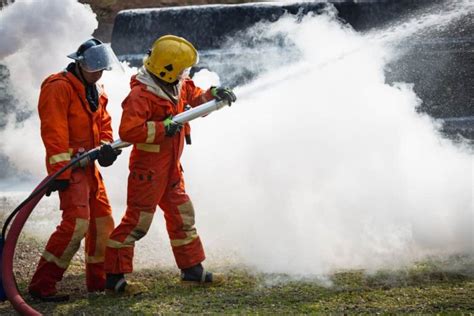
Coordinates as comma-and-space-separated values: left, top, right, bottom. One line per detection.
104, 68, 213, 274
29, 69, 115, 297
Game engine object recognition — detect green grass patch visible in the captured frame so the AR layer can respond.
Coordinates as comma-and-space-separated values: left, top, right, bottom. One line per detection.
1, 257, 473, 315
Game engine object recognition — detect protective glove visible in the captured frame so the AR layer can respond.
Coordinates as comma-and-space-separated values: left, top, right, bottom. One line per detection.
211, 86, 237, 105
97, 144, 122, 167
163, 116, 182, 137
46, 179, 69, 197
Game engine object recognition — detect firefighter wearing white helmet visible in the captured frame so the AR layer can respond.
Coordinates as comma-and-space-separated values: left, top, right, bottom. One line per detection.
68, 38, 121, 73
104, 35, 236, 294
28, 38, 121, 302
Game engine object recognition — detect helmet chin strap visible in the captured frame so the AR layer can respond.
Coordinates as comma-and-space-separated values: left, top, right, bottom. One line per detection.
75, 63, 88, 85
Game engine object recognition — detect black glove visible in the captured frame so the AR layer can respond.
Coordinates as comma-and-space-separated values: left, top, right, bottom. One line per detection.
97, 144, 122, 167
163, 116, 182, 137
211, 86, 237, 105
46, 179, 69, 197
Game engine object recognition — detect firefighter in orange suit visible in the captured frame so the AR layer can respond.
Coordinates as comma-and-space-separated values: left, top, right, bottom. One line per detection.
104, 35, 236, 293
28, 38, 122, 302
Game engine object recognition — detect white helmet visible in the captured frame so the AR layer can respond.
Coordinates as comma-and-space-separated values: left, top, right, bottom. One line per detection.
68, 38, 120, 72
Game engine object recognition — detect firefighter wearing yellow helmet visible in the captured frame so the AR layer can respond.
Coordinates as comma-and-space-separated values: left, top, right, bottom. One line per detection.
144, 35, 199, 83
104, 35, 236, 294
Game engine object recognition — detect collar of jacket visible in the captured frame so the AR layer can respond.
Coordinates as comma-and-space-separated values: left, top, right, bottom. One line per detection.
62, 69, 104, 113
136, 66, 182, 103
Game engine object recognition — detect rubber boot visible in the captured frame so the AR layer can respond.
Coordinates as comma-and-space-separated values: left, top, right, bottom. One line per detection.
105, 273, 146, 296
180, 263, 223, 285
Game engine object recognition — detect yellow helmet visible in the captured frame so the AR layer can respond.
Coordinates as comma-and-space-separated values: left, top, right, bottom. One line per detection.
144, 35, 198, 83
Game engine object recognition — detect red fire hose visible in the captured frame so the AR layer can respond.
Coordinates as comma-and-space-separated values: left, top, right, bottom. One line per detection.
0, 148, 100, 315
2, 179, 49, 316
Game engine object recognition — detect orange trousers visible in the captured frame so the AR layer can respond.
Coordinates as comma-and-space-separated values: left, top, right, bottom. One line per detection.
29, 167, 114, 297
104, 166, 205, 274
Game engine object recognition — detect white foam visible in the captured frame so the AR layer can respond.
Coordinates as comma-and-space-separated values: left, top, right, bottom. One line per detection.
0, 0, 472, 276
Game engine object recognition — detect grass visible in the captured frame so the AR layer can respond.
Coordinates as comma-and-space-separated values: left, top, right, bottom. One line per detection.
1, 256, 473, 315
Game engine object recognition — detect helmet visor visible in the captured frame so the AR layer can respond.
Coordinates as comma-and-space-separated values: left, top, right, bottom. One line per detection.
79, 44, 121, 72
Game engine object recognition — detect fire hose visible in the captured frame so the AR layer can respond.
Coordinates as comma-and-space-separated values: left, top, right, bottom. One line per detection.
0, 99, 230, 315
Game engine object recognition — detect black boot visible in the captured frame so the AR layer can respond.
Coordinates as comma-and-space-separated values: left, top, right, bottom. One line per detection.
181, 263, 216, 284
105, 273, 147, 296
105, 273, 127, 293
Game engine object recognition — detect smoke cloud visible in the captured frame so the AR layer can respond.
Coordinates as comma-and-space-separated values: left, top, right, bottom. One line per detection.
0, 0, 472, 276
184, 6, 473, 275
0, 0, 98, 175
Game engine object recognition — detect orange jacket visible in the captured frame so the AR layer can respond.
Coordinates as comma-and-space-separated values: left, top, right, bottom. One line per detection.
119, 71, 213, 180
38, 70, 113, 180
